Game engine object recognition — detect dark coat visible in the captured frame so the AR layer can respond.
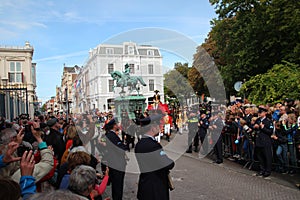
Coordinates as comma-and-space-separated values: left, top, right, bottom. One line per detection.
43, 128, 65, 161
198, 117, 209, 137
211, 117, 224, 142
244, 114, 253, 126
254, 117, 274, 147
135, 136, 175, 200
105, 130, 128, 171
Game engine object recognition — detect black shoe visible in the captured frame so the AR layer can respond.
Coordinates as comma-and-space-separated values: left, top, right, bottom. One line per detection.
216, 160, 223, 164
263, 173, 271, 177
289, 170, 296, 174
256, 171, 264, 176
186, 149, 192, 153
213, 160, 223, 164
194, 147, 199, 152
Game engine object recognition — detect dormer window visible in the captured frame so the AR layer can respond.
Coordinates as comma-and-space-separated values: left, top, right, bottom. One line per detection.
106, 48, 114, 55
128, 46, 134, 55
147, 50, 154, 56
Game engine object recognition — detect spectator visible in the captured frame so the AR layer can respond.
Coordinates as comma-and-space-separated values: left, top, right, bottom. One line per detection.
44, 118, 65, 163
0, 178, 21, 200
68, 165, 97, 199
28, 190, 86, 200
282, 113, 298, 174
271, 121, 288, 173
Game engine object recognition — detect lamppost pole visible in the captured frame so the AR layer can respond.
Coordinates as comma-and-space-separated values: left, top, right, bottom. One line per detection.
65, 86, 68, 121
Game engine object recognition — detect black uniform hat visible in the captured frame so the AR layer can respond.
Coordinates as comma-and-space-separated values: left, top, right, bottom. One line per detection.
106, 118, 117, 127
139, 114, 162, 127
258, 107, 268, 113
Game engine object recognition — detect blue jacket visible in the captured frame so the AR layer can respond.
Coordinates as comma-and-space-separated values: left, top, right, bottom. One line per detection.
0, 155, 7, 168
20, 176, 36, 199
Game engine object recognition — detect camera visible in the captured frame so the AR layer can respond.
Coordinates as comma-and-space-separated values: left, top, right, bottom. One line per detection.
17, 145, 32, 157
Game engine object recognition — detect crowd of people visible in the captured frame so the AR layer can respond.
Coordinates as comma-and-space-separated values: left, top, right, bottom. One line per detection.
184, 99, 300, 181
0, 108, 174, 200
0, 97, 300, 199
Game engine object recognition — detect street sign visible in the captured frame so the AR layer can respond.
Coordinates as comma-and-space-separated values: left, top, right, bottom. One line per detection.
234, 81, 243, 92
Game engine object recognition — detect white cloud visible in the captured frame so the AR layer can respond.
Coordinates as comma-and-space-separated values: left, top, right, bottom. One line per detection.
0, 27, 18, 40
33, 50, 88, 62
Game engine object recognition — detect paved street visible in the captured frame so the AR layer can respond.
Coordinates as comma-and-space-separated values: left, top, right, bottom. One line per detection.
118, 132, 300, 200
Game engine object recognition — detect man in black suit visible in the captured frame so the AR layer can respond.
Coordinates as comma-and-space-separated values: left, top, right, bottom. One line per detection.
135, 114, 175, 200
254, 107, 274, 177
105, 118, 129, 200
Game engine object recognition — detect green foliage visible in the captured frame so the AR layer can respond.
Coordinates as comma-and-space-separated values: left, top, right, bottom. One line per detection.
207, 0, 300, 94
164, 63, 191, 98
41, 103, 47, 112
240, 61, 300, 104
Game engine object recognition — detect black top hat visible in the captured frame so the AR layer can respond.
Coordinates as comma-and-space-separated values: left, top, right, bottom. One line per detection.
154, 90, 159, 93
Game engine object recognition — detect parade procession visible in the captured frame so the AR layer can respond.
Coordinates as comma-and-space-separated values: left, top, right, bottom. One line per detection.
0, 0, 300, 200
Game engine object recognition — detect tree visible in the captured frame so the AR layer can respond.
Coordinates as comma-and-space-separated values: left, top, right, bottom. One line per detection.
240, 61, 300, 104
207, 0, 300, 94
41, 103, 47, 113
164, 63, 194, 105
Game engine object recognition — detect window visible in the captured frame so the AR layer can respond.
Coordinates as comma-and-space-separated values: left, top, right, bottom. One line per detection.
9, 62, 23, 83
149, 79, 154, 91
128, 46, 134, 55
147, 50, 154, 56
129, 64, 135, 74
106, 48, 114, 55
31, 64, 36, 85
148, 64, 154, 74
109, 80, 114, 92
108, 64, 114, 74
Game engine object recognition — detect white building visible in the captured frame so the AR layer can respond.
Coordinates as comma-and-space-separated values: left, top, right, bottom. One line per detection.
74, 42, 163, 112
0, 42, 37, 120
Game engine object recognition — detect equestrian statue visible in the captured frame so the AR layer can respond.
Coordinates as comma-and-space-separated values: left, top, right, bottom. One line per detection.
110, 63, 147, 94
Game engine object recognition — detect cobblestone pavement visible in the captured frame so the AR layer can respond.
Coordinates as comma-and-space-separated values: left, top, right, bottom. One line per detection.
122, 155, 300, 200
118, 131, 300, 200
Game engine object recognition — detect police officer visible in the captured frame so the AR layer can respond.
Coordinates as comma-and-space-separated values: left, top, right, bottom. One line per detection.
253, 107, 274, 177
135, 114, 175, 200
186, 112, 199, 153
196, 111, 210, 154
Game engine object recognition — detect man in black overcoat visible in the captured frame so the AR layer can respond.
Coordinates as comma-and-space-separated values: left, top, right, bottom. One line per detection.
105, 118, 129, 200
253, 107, 274, 177
135, 114, 175, 200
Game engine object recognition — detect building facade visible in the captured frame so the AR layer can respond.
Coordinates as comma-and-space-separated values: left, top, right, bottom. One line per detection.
49, 65, 78, 115
74, 42, 163, 112
0, 42, 37, 120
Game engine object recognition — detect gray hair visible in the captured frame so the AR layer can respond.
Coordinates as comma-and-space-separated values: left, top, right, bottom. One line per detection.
28, 190, 86, 200
68, 165, 96, 195
0, 128, 17, 145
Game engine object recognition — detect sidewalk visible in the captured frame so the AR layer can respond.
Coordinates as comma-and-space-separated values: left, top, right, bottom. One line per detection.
183, 149, 300, 191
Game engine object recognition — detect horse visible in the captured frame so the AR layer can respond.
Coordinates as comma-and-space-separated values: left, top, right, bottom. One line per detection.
110, 71, 147, 93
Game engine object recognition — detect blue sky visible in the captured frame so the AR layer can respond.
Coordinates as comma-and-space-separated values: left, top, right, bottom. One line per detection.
0, 0, 216, 102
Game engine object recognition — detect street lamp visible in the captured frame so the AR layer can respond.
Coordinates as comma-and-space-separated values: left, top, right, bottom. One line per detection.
1, 78, 8, 86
